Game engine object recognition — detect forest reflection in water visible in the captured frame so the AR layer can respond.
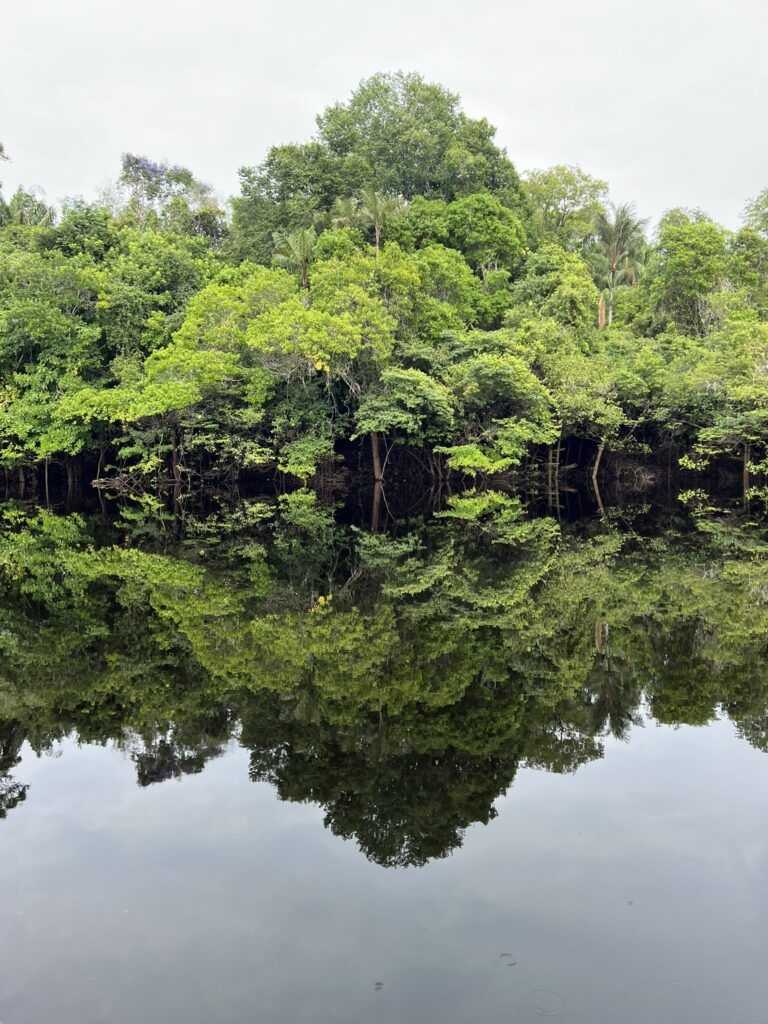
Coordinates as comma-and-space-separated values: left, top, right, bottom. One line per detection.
1, 488, 767, 868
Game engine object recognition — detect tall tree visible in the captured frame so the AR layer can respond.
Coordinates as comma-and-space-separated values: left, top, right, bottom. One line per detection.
316, 72, 523, 203
232, 73, 525, 262
588, 203, 647, 324
643, 218, 728, 336
358, 188, 403, 252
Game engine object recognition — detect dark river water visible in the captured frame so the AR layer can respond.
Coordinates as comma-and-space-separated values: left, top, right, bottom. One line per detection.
0, 490, 767, 1023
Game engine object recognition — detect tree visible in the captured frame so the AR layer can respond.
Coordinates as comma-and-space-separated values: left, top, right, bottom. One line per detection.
390, 195, 450, 250
231, 73, 525, 263
511, 244, 599, 334
0, 187, 55, 227
354, 367, 455, 478
643, 218, 728, 336
673, 319, 768, 499
540, 341, 626, 489
743, 187, 768, 235
524, 164, 609, 250
115, 154, 224, 237
587, 203, 647, 325
272, 226, 317, 288
444, 193, 526, 276
357, 188, 403, 252
729, 227, 768, 317
329, 196, 360, 230
436, 349, 558, 476
2, 71, 768, 498
316, 72, 523, 203
231, 142, 366, 263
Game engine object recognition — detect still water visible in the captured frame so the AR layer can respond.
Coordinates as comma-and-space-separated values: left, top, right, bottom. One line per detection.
0, 491, 767, 1023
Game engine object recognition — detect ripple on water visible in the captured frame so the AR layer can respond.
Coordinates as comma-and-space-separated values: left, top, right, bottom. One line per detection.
528, 988, 566, 1017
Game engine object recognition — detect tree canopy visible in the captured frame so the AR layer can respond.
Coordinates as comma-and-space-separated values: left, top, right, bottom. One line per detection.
0, 72, 767, 506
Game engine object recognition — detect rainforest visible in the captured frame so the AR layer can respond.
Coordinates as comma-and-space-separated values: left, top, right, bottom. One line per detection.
3, 72, 768, 1024
1, 72, 767, 505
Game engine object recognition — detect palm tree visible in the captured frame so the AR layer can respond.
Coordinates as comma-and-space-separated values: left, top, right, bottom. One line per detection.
3, 187, 56, 228
588, 203, 647, 324
272, 226, 317, 288
617, 248, 646, 288
330, 196, 360, 230
358, 188, 403, 253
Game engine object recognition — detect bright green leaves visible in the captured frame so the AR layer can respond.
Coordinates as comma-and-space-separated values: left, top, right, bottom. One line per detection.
64, 345, 243, 425
0, 250, 102, 372
448, 352, 550, 418
437, 352, 558, 475
523, 165, 609, 251
411, 244, 483, 331
276, 435, 336, 481
174, 264, 297, 351
2, 75, 767, 493
354, 368, 454, 445
540, 342, 624, 444
95, 227, 216, 357
672, 319, 768, 467
0, 368, 92, 465
247, 292, 393, 381
643, 219, 728, 336
314, 72, 522, 203
0, 249, 105, 465
443, 193, 526, 276
512, 244, 599, 335
435, 443, 515, 476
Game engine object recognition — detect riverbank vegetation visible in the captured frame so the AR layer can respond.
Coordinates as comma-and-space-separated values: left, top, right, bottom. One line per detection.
1, 73, 767, 503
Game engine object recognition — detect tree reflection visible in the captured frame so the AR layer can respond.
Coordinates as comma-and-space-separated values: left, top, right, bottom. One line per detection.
0, 721, 28, 820
0, 498, 766, 862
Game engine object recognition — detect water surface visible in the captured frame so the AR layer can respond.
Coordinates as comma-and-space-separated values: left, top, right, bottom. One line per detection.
1, 493, 767, 1023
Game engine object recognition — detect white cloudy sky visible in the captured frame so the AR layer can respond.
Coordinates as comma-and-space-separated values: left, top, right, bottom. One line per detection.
2, 0, 766, 227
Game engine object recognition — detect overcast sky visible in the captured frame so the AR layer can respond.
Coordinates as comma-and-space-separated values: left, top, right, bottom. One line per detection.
2, 0, 766, 228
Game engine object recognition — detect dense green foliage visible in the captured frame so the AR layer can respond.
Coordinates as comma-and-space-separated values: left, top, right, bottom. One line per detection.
1, 73, 767, 498
0, 497, 767, 861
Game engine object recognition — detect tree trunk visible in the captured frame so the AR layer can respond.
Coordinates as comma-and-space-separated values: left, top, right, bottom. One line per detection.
17, 467, 25, 499
598, 292, 607, 330
371, 481, 383, 533
592, 440, 605, 486
592, 440, 606, 518
608, 273, 615, 325
96, 435, 105, 478
172, 446, 182, 485
44, 457, 50, 506
371, 431, 383, 481
65, 455, 76, 498
743, 442, 751, 509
